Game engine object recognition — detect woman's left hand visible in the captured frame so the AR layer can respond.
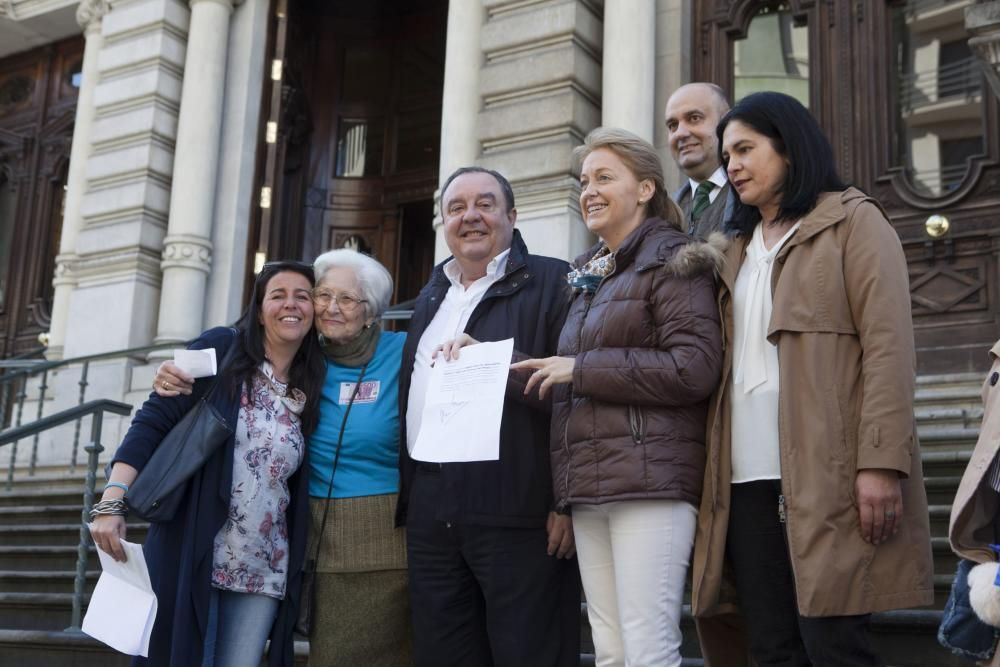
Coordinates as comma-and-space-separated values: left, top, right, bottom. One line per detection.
509, 356, 575, 399
855, 468, 903, 545
546, 511, 575, 559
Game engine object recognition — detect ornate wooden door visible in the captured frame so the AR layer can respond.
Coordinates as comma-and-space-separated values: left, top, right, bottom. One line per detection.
251, 0, 445, 307
695, 0, 1000, 373
0, 38, 83, 358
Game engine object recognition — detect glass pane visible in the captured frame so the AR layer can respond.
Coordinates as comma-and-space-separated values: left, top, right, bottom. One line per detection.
893, 1, 984, 197
334, 118, 384, 178
0, 177, 18, 311
733, 3, 809, 107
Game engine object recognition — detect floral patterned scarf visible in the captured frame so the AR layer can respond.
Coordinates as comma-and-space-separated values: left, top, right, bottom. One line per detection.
567, 244, 615, 293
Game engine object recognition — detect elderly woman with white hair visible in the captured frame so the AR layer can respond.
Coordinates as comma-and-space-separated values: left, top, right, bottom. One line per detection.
154, 249, 411, 665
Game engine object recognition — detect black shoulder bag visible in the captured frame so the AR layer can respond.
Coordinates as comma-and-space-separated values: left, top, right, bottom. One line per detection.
295, 361, 369, 637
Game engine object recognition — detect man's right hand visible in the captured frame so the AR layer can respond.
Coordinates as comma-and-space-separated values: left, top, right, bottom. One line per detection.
153, 361, 194, 396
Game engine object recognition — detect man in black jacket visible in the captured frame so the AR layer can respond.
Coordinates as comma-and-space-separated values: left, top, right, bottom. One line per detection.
397, 167, 580, 667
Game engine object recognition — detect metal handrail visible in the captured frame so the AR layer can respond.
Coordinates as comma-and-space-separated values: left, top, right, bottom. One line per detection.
0, 341, 183, 383
898, 57, 981, 110
0, 399, 134, 632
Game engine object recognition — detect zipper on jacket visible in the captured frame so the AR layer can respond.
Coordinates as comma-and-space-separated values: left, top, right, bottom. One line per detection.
778, 494, 787, 524
628, 405, 645, 445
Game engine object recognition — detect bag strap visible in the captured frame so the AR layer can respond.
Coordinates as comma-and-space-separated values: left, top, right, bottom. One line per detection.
308, 361, 370, 568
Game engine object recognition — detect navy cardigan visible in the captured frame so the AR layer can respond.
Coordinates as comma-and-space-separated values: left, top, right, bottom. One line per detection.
111, 326, 309, 667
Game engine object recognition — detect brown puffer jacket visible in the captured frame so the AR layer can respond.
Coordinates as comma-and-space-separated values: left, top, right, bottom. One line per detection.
550, 217, 724, 509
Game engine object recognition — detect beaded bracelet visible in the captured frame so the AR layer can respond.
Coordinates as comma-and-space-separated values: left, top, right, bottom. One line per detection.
90, 498, 128, 519
103, 481, 129, 494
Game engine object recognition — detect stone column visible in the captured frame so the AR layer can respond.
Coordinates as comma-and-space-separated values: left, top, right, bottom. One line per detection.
472, 0, 603, 263
654, 0, 692, 190
154, 0, 235, 344
601, 0, 656, 142
433, 0, 485, 262
47, 0, 110, 360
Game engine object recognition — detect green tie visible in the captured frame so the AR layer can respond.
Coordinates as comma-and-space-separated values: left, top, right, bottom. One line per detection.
691, 181, 715, 220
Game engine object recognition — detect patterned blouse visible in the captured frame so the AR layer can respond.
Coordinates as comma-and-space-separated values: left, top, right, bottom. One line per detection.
211, 362, 306, 599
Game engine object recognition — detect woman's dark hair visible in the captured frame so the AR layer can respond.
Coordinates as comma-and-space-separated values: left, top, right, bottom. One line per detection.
220, 260, 325, 435
717, 91, 846, 235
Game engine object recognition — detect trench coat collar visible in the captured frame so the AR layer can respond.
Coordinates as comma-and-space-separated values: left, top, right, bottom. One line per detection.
776, 187, 882, 258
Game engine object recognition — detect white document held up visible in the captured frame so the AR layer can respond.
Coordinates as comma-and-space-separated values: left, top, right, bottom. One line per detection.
173, 348, 217, 378
411, 338, 514, 463
82, 535, 157, 656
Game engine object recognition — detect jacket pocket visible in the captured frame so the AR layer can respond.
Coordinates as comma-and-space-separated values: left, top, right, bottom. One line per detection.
628, 405, 646, 445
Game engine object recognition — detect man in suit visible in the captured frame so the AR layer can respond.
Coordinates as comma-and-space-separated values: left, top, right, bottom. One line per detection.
665, 82, 735, 239
397, 166, 580, 667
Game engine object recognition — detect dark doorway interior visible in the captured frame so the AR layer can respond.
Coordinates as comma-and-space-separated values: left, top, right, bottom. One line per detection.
252, 0, 447, 307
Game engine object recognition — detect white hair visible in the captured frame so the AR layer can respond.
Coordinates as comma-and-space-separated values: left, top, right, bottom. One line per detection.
312, 249, 394, 319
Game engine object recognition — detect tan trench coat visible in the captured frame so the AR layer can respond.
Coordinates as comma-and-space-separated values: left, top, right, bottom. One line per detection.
948, 340, 1000, 667
691, 188, 935, 664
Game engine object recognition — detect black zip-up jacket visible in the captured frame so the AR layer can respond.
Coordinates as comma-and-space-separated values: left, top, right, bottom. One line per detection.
396, 230, 571, 528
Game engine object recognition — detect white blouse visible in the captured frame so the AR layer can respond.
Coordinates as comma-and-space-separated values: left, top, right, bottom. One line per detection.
730, 222, 800, 483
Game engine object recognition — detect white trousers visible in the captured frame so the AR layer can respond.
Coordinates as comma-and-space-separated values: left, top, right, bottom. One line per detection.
573, 499, 698, 667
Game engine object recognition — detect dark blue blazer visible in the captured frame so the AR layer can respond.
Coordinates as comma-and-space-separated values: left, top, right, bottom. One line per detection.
112, 326, 309, 667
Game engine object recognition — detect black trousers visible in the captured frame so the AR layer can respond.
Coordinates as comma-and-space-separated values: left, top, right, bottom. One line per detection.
726, 480, 883, 667
405, 467, 581, 667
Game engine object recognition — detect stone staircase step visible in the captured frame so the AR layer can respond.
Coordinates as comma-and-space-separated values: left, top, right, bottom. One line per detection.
924, 475, 963, 505
0, 504, 86, 526
921, 450, 972, 478
0, 523, 148, 547
0, 570, 98, 595
0, 629, 132, 667
0, 485, 115, 508
0, 629, 311, 666
0, 470, 100, 492
915, 404, 984, 426
0, 592, 81, 631
0, 545, 96, 572
917, 426, 980, 450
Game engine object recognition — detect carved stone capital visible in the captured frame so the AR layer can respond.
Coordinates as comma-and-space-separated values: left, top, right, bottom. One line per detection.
76, 0, 110, 31
967, 2, 1000, 102
160, 235, 213, 274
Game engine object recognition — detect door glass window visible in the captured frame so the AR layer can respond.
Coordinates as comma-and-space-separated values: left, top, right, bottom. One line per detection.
334, 118, 384, 177
893, 1, 984, 196
733, 3, 810, 106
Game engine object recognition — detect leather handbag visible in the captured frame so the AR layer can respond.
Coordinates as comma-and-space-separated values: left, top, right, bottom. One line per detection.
296, 361, 369, 637
126, 386, 233, 523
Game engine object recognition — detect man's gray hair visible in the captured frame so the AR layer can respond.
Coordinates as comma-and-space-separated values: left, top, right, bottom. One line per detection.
313, 249, 394, 319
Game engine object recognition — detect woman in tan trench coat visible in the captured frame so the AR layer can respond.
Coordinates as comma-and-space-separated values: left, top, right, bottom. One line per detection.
690, 92, 934, 666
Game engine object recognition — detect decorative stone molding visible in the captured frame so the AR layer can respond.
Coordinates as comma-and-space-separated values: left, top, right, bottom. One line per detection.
160, 234, 213, 273
76, 0, 110, 30
967, 3, 1000, 101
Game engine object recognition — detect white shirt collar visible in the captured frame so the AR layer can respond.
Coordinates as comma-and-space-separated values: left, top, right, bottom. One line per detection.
443, 248, 511, 289
687, 166, 728, 200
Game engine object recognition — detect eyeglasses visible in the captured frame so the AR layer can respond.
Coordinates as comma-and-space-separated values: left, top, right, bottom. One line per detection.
312, 289, 367, 313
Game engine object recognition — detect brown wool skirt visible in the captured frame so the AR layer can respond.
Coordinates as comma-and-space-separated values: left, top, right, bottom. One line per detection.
307, 493, 412, 666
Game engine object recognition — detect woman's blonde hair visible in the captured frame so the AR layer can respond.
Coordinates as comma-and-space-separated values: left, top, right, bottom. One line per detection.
572, 127, 683, 230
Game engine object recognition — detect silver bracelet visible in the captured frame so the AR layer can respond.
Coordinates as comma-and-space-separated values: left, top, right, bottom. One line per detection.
90, 498, 128, 519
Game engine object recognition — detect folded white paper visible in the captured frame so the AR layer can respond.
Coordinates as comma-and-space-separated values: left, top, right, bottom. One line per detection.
411, 338, 513, 462
173, 348, 217, 378
82, 534, 157, 656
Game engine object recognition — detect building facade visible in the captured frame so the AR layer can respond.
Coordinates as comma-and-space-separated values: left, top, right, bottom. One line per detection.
0, 0, 999, 460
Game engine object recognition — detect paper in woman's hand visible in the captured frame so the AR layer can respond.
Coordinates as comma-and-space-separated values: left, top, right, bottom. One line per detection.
173, 348, 217, 378
82, 534, 157, 656
411, 338, 513, 462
